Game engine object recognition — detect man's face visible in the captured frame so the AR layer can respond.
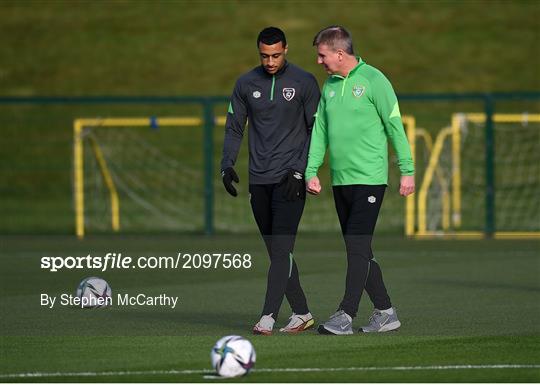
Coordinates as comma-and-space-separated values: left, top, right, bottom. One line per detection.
258, 42, 288, 75
316, 44, 340, 75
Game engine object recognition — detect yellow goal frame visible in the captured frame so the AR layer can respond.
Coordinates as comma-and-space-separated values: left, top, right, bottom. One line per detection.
73, 117, 226, 239
406, 113, 540, 239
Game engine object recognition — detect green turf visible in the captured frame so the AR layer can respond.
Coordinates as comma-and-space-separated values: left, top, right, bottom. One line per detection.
1, 234, 539, 382
2, 1, 539, 95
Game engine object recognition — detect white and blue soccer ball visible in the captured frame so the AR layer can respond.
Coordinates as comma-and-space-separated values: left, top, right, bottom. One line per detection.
76, 277, 112, 308
211, 335, 256, 377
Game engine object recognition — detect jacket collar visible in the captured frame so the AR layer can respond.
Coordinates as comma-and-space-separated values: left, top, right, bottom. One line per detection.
331, 57, 365, 79
261, 61, 289, 77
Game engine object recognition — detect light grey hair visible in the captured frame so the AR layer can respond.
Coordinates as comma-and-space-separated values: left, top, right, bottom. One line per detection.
312, 25, 354, 55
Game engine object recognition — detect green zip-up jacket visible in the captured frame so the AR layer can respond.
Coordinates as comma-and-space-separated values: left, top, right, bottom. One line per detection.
305, 58, 414, 185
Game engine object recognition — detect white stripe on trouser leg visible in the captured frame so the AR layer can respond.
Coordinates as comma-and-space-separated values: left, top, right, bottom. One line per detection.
288, 252, 293, 278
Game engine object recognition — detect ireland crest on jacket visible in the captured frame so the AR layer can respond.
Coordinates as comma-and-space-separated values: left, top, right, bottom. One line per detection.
282, 88, 295, 101
352, 85, 365, 98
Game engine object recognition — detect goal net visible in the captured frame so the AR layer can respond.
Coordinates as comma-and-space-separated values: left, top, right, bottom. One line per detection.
74, 118, 205, 237
72, 115, 425, 237
408, 113, 540, 238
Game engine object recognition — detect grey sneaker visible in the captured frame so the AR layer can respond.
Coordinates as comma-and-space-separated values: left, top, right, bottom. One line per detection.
360, 308, 401, 333
317, 310, 353, 335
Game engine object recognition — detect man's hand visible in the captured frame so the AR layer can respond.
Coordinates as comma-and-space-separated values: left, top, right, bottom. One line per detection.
221, 167, 239, 197
399, 175, 415, 196
283, 170, 305, 201
306, 176, 322, 195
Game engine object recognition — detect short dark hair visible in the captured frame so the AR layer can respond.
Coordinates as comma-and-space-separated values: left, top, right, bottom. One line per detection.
313, 25, 354, 55
257, 27, 287, 47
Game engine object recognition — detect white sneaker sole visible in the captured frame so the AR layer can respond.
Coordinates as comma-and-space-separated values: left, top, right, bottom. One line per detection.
361, 320, 401, 333
252, 327, 272, 336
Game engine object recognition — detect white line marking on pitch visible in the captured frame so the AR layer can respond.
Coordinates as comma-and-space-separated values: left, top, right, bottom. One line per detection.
1, 364, 539, 379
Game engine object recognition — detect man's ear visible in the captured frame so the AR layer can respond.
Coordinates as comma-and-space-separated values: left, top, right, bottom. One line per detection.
284, 44, 289, 55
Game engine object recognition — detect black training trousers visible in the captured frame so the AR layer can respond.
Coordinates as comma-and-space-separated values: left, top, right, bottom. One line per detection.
333, 184, 392, 318
249, 183, 309, 319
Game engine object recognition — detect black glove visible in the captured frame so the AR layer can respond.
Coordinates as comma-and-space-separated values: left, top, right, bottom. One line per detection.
221, 167, 239, 197
283, 169, 305, 201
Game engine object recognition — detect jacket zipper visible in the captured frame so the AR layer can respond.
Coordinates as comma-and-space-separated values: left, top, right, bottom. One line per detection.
270, 75, 275, 101
341, 73, 350, 99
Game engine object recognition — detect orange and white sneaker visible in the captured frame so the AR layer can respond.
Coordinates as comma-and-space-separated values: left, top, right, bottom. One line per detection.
253, 313, 275, 336
279, 312, 314, 334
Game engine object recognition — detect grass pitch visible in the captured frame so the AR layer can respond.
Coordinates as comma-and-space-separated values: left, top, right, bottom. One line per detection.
0, 234, 539, 382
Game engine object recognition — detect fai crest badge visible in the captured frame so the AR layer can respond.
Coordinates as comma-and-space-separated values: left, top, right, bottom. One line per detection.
282, 88, 295, 101
252, 91, 261, 99
352, 85, 365, 98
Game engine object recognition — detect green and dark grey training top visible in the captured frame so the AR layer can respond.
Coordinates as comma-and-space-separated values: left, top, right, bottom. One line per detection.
222, 62, 320, 184
305, 58, 414, 186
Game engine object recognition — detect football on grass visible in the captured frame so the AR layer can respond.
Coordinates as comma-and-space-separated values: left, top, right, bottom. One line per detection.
211, 335, 256, 377
75, 277, 112, 308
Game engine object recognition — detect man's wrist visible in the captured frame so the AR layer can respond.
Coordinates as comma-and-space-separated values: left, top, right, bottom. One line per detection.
304, 171, 317, 181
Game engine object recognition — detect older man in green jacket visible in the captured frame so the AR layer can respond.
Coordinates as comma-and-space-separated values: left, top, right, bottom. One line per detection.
306, 25, 415, 335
